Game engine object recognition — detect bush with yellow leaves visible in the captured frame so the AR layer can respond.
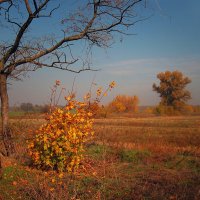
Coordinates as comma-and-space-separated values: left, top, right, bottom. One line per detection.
28, 80, 115, 172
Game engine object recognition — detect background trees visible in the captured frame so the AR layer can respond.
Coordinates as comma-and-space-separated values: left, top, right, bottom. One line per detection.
0, 0, 147, 156
153, 70, 191, 113
109, 95, 139, 113
20, 103, 34, 113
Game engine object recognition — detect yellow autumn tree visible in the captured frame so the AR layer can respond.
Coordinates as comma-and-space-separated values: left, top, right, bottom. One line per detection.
109, 95, 139, 113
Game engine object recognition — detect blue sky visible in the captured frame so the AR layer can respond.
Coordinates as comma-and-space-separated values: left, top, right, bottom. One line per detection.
4, 0, 200, 106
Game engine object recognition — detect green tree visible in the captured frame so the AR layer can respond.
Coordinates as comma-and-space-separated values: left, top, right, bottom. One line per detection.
153, 70, 191, 111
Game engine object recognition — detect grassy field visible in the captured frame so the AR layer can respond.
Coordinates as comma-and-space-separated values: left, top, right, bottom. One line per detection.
0, 115, 200, 199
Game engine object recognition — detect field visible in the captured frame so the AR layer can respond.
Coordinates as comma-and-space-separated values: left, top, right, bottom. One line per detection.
0, 115, 200, 199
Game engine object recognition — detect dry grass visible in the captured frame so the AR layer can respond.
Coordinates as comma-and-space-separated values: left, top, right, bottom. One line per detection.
94, 116, 200, 154
0, 115, 200, 199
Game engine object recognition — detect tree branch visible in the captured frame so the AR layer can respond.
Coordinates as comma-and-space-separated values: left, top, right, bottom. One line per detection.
2, 0, 50, 64
1, 0, 147, 77
3, 1, 99, 71
24, 0, 32, 15
0, 0, 11, 4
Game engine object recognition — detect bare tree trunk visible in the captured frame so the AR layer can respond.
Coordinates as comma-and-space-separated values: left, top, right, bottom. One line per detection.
0, 68, 15, 156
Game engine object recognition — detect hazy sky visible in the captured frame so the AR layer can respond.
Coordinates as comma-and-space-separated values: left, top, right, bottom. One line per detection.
3, 0, 200, 106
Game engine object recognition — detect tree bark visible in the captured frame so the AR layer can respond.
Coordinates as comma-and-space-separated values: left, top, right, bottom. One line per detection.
0, 63, 15, 156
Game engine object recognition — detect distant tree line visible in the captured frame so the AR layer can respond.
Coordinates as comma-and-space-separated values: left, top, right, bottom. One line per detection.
7, 70, 200, 117
10, 103, 50, 113
143, 105, 200, 116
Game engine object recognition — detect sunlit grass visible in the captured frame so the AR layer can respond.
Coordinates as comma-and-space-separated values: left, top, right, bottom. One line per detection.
0, 115, 200, 199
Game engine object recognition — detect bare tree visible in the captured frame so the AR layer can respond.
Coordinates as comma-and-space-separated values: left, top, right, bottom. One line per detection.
0, 0, 148, 156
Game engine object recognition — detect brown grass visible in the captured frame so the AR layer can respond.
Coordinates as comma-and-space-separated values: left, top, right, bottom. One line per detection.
0, 115, 200, 199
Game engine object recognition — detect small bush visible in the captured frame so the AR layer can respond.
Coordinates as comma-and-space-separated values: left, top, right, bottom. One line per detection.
28, 97, 94, 172
28, 80, 115, 172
